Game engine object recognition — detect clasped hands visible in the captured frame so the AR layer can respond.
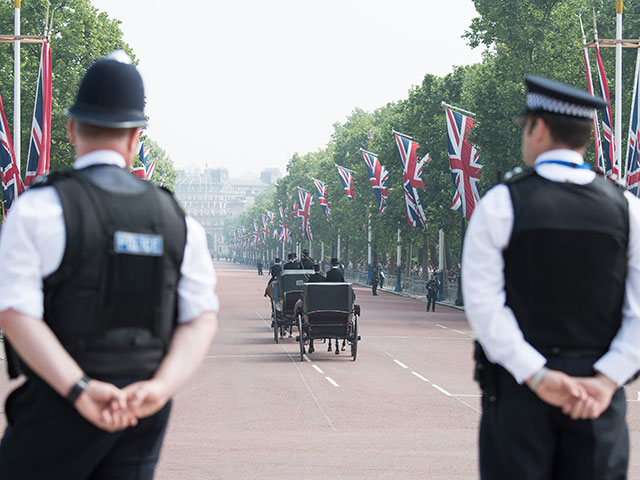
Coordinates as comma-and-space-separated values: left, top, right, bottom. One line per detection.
73, 378, 170, 432
527, 369, 618, 420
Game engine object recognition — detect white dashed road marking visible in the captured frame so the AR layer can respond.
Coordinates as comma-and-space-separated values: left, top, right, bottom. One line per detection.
326, 377, 340, 387
411, 371, 429, 382
393, 359, 409, 369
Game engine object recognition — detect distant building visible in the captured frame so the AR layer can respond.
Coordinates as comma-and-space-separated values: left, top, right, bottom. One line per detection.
260, 168, 282, 185
174, 167, 278, 257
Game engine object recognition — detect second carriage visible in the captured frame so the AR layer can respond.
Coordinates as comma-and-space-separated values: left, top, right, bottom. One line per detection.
296, 282, 361, 361
271, 269, 314, 342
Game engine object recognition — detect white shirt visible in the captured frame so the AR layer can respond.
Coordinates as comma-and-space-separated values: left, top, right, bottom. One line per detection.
0, 150, 219, 323
462, 149, 640, 386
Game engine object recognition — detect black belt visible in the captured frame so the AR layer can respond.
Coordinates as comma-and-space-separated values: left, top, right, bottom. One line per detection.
537, 346, 607, 358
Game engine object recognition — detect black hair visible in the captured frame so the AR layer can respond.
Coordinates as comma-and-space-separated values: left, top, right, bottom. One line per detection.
528, 113, 592, 149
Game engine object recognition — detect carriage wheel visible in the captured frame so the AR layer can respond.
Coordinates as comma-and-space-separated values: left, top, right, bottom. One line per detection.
298, 315, 305, 361
351, 317, 359, 361
273, 316, 279, 343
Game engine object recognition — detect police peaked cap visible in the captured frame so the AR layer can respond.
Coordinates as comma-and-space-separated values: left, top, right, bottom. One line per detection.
66, 55, 147, 128
522, 75, 608, 120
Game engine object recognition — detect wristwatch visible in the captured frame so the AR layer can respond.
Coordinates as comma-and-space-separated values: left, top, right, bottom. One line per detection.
66, 374, 91, 404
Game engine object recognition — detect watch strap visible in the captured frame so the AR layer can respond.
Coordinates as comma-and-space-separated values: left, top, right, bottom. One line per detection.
66, 374, 91, 404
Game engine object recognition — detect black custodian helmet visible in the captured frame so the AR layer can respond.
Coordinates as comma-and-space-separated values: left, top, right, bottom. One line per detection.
65, 51, 147, 128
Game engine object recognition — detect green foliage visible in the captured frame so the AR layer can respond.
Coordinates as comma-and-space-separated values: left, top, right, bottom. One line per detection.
229, 0, 640, 268
0, 0, 175, 182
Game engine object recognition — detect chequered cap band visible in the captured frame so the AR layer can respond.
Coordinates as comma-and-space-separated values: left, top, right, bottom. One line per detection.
527, 92, 595, 119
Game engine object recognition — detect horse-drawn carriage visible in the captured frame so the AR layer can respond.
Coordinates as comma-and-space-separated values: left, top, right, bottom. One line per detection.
296, 282, 361, 361
271, 270, 314, 342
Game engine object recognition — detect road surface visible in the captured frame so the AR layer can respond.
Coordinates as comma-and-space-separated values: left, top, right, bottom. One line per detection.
2, 261, 640, 479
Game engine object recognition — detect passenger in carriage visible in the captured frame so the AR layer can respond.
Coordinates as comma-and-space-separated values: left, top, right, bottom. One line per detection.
325, 258, 345, 282
307, 263, 325, 282
300, 249, 315, 270
283, 252, 303, 270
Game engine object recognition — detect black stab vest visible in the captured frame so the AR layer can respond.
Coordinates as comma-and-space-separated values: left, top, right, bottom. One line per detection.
504, 171, 628, 353
8, 165, 187, 378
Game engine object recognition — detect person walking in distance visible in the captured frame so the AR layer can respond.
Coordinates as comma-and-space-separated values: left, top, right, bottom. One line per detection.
463, 76, 640, 479
0, 53, 218, 479
257, 259, 263, 275
370, 263, 379, 296
425, 275, 440, 312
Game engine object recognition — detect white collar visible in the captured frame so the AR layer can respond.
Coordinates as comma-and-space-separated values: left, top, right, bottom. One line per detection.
74, 150, 127, 170
533, 149, 595, 184
534, 149, 584, 166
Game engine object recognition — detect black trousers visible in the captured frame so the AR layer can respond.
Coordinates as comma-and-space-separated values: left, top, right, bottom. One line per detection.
480, 357, 628, 480
0, 376, 172, 480
426, 295, 436, 311
371, 282, 378, 295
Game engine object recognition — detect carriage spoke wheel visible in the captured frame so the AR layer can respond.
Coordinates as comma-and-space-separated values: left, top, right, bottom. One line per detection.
298, 314, 305, 361
351, 316, 358, 361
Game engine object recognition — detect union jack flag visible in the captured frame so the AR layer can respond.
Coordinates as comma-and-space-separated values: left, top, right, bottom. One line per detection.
272, 227, 279, 239
0, 92, 25, 213
394, 132, 428, 229
582, 38, 606, 174
252, 220, 260, 246
595, 42, 618, 181
132, 142, 153, 179
279, 206, 285, 219
261, 215, 270, 242
295, 188, 313, 241
266, 210, 275, 224
627, 51, 640, 196
25, 40, 52, 187
336, 165, 354, 200
279, 222, 291, 243
361, 149, 390, 213
313, 178, 331, 218
445, 108, 482, 219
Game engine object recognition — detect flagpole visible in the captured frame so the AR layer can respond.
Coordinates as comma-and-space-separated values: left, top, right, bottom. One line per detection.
14, 0, 21, 171
441, 102, 477, 117
616, 0, 623, 179
334, 164, 355, 173
395, 226, 402, 292
580, 14, 604, 174
625, 37, 640, 186
367, 207, 372, 285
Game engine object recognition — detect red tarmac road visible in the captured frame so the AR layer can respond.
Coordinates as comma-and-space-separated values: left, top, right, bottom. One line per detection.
2, 260, 640, 478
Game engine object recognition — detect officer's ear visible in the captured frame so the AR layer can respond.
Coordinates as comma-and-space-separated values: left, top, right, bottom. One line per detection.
67, 119, 77, 145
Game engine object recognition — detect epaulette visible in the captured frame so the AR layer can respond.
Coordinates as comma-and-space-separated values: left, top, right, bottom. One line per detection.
502, 166, 534, 184
159, 185, 175, 195
29, 171, 72, 189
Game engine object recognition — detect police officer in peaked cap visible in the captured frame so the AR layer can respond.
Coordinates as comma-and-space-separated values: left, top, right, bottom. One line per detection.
0, 52, 219, 478
462, 75, 640, 479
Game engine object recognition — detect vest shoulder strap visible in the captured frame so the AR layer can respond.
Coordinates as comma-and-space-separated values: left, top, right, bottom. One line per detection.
502, 166, 534, 184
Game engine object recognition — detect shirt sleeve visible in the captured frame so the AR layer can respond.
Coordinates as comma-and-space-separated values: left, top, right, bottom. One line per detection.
594, 192, 640, 385
177, 216, 219, 323
0, 187, 65, 319
461, 184, 547, 384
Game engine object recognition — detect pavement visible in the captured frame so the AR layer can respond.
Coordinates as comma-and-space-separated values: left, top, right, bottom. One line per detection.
1, 261, 640, 478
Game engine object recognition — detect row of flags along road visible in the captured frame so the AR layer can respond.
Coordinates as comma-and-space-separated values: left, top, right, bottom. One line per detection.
231, 112, 482, 251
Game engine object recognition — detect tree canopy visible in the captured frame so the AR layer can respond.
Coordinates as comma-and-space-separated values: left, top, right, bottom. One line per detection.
227, 0, 640, 272
0, 0, 176, 181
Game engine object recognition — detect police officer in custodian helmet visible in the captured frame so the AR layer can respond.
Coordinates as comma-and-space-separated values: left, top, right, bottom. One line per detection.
462, 76, 640, 479
0, 53, 219, 479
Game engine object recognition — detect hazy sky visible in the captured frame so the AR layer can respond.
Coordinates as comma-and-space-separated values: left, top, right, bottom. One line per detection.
90, 0, 483, 178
